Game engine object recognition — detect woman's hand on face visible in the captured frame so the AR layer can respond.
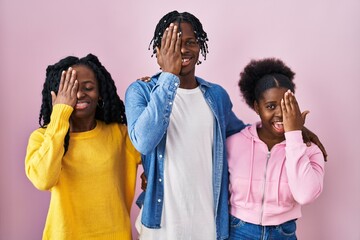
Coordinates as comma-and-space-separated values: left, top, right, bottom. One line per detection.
156, 23, 182, 75
51, 67, 78, 107
281, 90, 307, 132
281, 90, 328, 161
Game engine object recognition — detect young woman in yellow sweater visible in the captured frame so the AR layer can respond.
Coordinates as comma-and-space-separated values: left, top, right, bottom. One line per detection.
25, 54, 141, 240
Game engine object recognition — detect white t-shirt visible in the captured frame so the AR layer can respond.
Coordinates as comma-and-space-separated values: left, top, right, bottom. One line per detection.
136, 87, 216, 240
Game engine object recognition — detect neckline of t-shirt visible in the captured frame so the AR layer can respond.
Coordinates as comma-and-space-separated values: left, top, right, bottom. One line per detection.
177, 86, 201, 94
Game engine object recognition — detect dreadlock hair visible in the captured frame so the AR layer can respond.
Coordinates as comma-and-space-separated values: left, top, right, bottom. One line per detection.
239, 58, 296, 110
149, 10, 209, 64
39, 53, 126, 153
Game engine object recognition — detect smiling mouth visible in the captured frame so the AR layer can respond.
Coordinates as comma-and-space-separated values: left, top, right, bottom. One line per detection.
181, 58, 191, 66
75, 102, 89, 110
273, 121, 284, 133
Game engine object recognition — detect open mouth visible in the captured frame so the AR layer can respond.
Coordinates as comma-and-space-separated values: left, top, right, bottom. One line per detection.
272, 121, 284, 133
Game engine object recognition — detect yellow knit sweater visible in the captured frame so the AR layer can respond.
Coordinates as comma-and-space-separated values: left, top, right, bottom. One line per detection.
25, 104, 141, 240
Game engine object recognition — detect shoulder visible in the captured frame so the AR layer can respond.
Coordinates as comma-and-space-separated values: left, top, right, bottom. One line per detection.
104, 122, 128, 136
126, 73, 161, 91
197, 77, 226, 91
126, 74, 157, 94
103, 122, 141, 163
227, 125, 252, 142
197, 77, 231, 101
306, 143, 325, 160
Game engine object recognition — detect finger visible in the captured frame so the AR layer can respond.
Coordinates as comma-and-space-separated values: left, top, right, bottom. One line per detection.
174, 31, 182, 53
316, 140, 328, 162
288, 91, 296, 112
169, 24, 178, 52
156, 47, 163, 68
58, 70, 66, 92
71, 80, 78, 98
51, 91, 56, 106
284, 90, 292, 112
63, 67, 72, 91
161, 27, 168, 50
68, 69, 76, 92
139, 76, 151, 82
164, 23, 174, 49
160, 27, 168, 50
281, 98, 287, 115
301, 110, 310, 124
140, 172, 147, 191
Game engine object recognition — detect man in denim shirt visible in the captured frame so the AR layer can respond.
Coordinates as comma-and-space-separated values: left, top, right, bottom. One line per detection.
125, 11, 246, 240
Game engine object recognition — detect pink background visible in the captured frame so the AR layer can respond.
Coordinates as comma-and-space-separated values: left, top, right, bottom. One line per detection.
1, 0, 359, 239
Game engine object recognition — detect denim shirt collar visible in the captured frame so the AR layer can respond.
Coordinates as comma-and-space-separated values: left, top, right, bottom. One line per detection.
151, 72, 212, 89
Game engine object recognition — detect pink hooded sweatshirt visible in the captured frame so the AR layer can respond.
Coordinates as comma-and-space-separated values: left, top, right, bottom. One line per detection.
227, 123, 325, 226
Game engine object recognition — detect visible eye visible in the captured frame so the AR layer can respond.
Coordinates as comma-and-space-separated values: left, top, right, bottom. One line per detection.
266, 104, 276, 110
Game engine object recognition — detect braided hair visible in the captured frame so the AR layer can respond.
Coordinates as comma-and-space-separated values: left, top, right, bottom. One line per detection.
39, 53, 126, 153
239, 58, 296, 110
149, 10, 209, 63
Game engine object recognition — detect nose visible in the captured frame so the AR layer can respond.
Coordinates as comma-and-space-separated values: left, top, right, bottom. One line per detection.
180, 41, 190, 54
275, 105, 282, 117
180, 45, 188, 54
77, 89, 85, 99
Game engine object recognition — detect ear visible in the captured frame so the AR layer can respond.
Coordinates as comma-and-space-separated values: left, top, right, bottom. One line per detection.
254, 101, 260, 115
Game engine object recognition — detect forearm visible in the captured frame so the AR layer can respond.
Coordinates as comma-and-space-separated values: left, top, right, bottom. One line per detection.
125, 73, 179, 154
25, 104, 72, 190
285, 131, 325, 204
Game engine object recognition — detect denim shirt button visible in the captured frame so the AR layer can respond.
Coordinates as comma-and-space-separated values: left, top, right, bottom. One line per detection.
159, 178, 162, 182
159, 154, 163, 158
157, 199, 162, 202
169, 102, 172, 105
174, 82, 179, 86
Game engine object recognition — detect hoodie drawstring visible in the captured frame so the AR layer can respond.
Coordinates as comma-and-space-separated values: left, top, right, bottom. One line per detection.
245, 137, 255, 205
276, 156, 286, 205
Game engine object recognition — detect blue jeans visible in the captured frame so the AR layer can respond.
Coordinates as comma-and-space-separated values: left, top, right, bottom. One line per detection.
229, 215, 297, 240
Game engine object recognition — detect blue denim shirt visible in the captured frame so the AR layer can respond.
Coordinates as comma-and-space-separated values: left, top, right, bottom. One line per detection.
125, 72, 246, 240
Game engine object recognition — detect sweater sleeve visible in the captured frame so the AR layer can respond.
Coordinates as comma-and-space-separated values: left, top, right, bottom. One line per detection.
285, 130, 325, 205
125, 133, 141, 212
25, 104, 73, 190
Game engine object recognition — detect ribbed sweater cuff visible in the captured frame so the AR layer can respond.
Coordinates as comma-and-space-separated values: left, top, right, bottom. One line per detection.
46, 104, 73, 136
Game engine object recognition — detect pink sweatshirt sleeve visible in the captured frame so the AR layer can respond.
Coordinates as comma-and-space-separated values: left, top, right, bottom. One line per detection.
284, 130, 325, 205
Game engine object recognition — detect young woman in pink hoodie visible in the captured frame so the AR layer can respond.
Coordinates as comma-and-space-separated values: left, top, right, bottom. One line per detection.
227, 58, 325, 239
